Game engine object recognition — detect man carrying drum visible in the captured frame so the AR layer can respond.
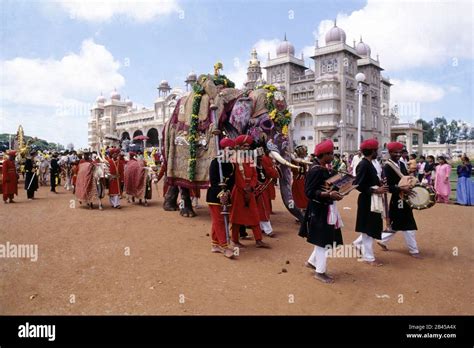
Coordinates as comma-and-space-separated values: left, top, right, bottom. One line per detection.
377, 142, 422, 259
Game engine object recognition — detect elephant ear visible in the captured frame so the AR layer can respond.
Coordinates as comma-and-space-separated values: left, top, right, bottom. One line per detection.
249, 89, 268, 118
201, 74, 218, 99
229, 97, 253, 135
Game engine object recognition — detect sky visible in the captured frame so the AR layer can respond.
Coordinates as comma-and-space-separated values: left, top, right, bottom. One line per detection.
0, 0, 473, 148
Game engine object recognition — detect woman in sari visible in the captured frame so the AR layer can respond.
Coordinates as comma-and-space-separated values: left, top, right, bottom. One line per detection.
434, 156, 451, 203
456, 156, 473, 206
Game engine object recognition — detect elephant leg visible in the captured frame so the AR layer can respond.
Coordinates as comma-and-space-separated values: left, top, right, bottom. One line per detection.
163, 185, 179, 211
179, 187, 196, 217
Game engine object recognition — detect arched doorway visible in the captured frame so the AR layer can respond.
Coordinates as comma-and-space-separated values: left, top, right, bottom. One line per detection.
121, 132, 130, 141
132, 130, 144, 152
146, 128, 159, 147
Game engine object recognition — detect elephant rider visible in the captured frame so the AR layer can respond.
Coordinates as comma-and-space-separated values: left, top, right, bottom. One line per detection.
206, 137, 236, 259
230, 135, 270, 249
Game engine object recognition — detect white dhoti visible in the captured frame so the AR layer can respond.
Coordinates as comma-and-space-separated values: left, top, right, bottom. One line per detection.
307, 246, 328, 274
381, 230, 419, 254
109, 195, 121, 208
259, 221, 273, 235
361, 233, 375, 262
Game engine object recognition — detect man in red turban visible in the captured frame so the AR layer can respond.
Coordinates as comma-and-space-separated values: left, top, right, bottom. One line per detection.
107, 148, 122, 208
352, 138, 388, 266
387, 141, 404, 152
206, 138, 236, 258
377, 142, 421, 258
314, 139, 334, 156
230, 135, 270, 249
299, 139, 346, 283
2, 150, 18, 203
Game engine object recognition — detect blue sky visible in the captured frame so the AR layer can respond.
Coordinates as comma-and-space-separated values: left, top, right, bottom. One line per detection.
1, 0, 472, 147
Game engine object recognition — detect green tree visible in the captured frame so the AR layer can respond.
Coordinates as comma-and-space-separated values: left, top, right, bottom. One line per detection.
446, 120, 460, 144
416, 119, 435, 143
433, 117, 448, 144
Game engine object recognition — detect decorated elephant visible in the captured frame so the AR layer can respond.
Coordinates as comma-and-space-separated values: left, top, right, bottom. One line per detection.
161, 64, 305, 222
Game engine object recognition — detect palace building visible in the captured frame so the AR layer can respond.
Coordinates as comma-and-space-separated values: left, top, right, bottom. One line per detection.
245, 24, 399, 153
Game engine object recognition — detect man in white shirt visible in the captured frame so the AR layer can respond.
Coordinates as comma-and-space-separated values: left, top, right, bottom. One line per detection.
351, 151, 362, 176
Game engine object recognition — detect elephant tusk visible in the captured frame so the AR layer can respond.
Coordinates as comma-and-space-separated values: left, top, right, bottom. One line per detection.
270, 151, 300, 169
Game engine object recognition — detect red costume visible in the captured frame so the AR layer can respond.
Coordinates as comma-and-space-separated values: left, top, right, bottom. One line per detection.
2, 155, 18, 202
107, 158, 121, 195
118, 156, 126, 193
291, 164, 308, 209
124, 158, 146, 199
107, 148, 121, 196
256, 154, 279, 221
75, 161, 96, 202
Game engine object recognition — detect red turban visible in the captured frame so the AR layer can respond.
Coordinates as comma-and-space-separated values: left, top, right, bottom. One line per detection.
387, 142, 404, 152
219, 137, 235, 148
360, 138, 379, 150
6, 150, 17, 156
109, 148, 120, 155
235, 134, 253, 146
314, 139, 334, 156
129, 151, 136, 157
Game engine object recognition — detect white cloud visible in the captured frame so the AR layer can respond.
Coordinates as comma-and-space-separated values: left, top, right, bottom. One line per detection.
254, 39, 280, 60
0, 39, 125, 147
55, 0, 181, 22
390, 79, 445, 104
1, 39, 125, 107
314, 0, 473, 71
226, 63, 247, 90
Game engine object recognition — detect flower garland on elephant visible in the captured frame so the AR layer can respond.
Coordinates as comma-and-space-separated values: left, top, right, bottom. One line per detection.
261, 84, 292, 136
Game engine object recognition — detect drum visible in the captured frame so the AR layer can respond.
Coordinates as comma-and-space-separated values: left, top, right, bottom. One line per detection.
405, 183, 436, 210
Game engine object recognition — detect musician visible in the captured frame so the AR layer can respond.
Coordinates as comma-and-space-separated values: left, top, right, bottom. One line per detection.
24, 151, 39, 200
107, 148, 122, 209
299, 139, 344, 284
230, 135, 270, 249
206, 138, 236, 259
291, 145, 309, 210
2, 150, 18, 204
256, 147, 279, 237
352, 139, 388, 266
377, 142, 421, 258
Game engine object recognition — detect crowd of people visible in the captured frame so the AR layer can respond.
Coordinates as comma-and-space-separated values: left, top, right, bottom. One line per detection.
1, 138, 472, 284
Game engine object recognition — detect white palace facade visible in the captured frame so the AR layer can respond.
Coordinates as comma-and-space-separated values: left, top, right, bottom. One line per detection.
88, 74, 197, 150
245, 24, 400, 153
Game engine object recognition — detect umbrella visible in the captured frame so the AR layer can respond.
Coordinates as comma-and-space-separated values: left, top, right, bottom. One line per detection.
133, 135, 149, 141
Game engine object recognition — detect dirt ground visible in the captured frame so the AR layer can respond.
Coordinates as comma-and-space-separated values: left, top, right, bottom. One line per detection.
0, 181, 473, 315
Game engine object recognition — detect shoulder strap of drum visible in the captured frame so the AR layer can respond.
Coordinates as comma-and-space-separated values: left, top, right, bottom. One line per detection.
386, 159, 404, 179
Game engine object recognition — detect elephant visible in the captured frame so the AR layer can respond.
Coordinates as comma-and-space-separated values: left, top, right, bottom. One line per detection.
161, 71, 305, 223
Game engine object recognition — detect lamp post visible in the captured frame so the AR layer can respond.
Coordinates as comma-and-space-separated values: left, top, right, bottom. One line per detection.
339, 119, 344, 156
355, 72, 366, 149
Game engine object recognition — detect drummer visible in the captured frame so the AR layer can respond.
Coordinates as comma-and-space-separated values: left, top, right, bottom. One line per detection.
377, 142, 422, 259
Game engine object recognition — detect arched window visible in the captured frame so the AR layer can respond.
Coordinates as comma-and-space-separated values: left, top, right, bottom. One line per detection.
301, 136, 306, 141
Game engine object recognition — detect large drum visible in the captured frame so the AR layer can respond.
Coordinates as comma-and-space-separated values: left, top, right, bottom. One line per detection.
405, 183, 436, 210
